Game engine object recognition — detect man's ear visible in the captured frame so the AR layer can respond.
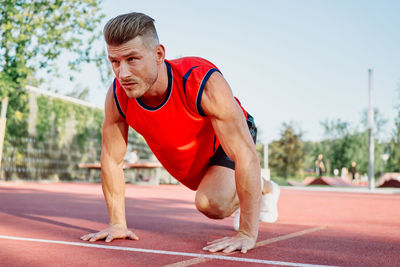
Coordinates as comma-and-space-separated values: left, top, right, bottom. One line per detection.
155, 44, 165, 65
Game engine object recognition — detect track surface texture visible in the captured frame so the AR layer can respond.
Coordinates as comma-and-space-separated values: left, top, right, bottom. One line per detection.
0, 182, 399, 266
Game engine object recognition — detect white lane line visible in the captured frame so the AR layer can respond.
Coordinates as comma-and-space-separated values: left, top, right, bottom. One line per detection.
256, 226, 327, 247
163, 226, 327, 267
0, 235, 338, 267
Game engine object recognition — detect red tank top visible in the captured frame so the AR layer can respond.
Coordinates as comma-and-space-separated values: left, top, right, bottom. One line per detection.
114, 57, 247, 190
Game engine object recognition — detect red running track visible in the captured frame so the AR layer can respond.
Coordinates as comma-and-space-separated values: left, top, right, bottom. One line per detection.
0, 182, 399, 266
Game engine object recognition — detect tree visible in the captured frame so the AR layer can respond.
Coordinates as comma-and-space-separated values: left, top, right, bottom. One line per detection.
0, 0, 105, 177
360, 108, 389, 142
0, 0, 104, 133
319, 114, 387, 177
320, 119, 357, 174
0, 0, 105, 96
269, 123, 304, 178
386, 87, 400, 172
386, 117, 400, 172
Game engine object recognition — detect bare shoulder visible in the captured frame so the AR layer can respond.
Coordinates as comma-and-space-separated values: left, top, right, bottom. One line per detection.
104, 83, 126, 125
201, 71, 238, 119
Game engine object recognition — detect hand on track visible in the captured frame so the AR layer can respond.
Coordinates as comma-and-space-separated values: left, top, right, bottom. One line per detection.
203, 232, 256, 254
80, 224, 139, 243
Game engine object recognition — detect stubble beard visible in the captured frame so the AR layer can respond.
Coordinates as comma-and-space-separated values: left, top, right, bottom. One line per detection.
122, 73, 158, 99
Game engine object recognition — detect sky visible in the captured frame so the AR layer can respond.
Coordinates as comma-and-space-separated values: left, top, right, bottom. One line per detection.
44, 0, 400, 143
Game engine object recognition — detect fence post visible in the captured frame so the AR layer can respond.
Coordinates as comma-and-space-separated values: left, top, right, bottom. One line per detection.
0, 97, 9, 171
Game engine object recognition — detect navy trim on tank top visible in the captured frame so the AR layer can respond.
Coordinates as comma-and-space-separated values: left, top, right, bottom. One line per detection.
113, 78, 126, 119
196, 68, 220, 116
136, 61, 173, 111
182, 66, 198, 97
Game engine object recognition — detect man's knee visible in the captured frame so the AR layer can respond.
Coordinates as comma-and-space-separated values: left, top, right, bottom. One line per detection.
195, 191, 233, 219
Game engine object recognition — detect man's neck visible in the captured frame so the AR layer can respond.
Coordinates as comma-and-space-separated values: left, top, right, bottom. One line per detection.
140, 62, 169, 107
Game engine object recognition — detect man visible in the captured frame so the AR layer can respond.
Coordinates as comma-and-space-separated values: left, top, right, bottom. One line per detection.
315, 154, 325, 178
349, 161, 357, 181
80, 12, 280, 254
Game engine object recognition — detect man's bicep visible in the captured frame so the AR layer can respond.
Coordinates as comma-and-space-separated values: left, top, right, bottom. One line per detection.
202, 73, 256, 163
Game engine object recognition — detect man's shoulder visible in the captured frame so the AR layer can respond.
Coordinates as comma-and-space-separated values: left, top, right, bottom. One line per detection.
167, 57, 218, 73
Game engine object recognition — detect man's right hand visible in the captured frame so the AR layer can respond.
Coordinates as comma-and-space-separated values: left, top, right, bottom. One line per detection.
80, 224, 139, 243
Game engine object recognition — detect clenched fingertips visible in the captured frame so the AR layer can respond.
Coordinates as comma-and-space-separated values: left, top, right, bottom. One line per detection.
241, 248, 248, 254
105, 235, 113, 242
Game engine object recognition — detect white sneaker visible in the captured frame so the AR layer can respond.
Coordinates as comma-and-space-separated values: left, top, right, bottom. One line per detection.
259, 180, 280, 223
233, 180, 280, 231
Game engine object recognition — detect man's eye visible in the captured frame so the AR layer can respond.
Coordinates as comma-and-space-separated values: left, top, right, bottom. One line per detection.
128, 57, 136, 61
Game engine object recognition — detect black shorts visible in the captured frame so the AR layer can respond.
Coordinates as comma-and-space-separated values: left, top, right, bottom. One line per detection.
209, 113, 257, 170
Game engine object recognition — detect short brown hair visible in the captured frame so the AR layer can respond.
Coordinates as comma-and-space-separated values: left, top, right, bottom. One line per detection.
103, 12, 159, 47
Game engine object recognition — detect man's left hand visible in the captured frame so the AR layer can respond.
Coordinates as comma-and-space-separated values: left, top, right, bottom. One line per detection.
203, 232, 256, 254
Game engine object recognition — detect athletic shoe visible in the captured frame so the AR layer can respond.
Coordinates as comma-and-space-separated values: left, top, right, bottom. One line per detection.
259, 180, 280, 223
233, 180, 280, 231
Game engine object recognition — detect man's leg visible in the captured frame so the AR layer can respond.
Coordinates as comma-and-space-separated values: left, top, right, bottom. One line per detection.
195, 164, 277, 219
195, 165, 239, 219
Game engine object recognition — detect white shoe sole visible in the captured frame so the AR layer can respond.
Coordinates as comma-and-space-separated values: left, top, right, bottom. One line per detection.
259, 180, 280, 223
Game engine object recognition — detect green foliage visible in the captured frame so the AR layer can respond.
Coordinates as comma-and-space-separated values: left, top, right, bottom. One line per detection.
302, 141, 322, 172
66, 87, 90, 101
0, 0, 105, 96
360, 108, 389, 141
95, 48, 114, 88
386, 129, 400, 172
0, 72, 18, 98
269, 123, 304, 178
320, 118, 360, 174
309, 117, 387, 176
0, 0, 105, 179
36, 95, 103, 150
2, 91, 105, 181
255, 143, 264, 168
320, 118, 352, 139
386, 87, 400, 172
3, 89, 29, 146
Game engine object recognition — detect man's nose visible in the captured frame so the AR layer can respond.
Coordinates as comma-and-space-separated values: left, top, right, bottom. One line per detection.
119, 62, 131, 79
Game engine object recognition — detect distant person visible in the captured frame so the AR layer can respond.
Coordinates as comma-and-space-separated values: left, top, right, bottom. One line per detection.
341, 167, 348, 180
349, 161, 357, 181
126, 148, 139, 164
315, 154, 325, 178
80, 12, 280, 254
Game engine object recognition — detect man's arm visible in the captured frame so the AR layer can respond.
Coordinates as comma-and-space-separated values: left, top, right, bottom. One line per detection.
80, 84, 138, 243
201, 72, 261, 252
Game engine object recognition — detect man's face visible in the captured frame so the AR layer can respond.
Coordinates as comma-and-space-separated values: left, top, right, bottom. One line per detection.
107, 36, 159, 99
